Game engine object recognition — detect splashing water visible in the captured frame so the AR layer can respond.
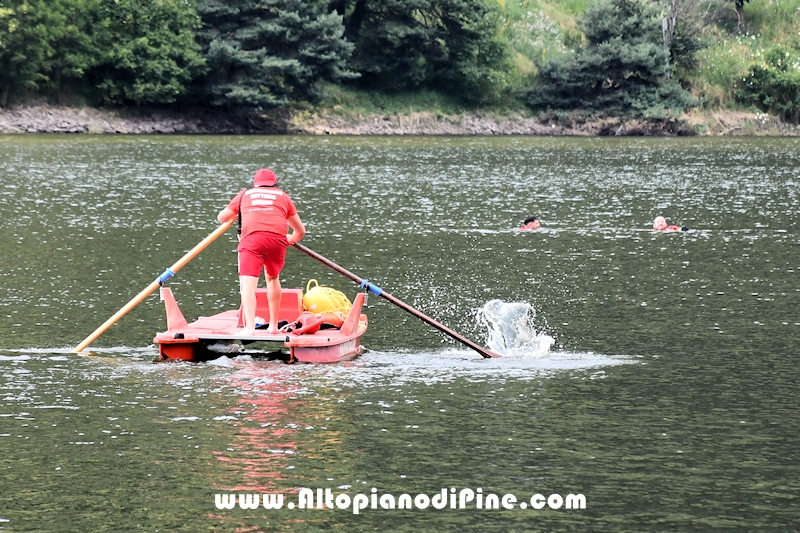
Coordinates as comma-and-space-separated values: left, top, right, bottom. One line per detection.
476, 300, 554, 358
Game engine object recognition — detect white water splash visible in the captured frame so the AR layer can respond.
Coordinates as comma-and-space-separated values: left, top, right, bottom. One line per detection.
207, 356, 236, 367
476, 300, 554, 358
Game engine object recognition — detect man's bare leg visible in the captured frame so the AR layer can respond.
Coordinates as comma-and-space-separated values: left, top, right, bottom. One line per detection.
266, 274, 282, 334
238, 275, 259, 336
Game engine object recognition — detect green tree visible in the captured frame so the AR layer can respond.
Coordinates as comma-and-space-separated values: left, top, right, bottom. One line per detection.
520, 0, 696, 118
0, 0, 54, 107
195, 0, 355, 109
739, 44, 800, 123
329, 0, 512, 104
89, 0, 205, 105
45, 0, 102, 104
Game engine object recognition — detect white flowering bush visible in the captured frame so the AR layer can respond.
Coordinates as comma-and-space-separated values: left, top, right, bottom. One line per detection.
738, 44, 800, 122
503, 9, 567, 61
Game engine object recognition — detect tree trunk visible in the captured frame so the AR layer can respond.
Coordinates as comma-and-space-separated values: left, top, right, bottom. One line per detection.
661, 0, 680, 81
736, 2, 746, 31
55, 67, 64, 105
662, 18, 672, 80
0, 80, 10, 108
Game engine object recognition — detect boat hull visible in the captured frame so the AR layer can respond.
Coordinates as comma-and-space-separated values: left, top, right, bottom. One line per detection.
153, 287, 367, 363
290, 337, 363, 363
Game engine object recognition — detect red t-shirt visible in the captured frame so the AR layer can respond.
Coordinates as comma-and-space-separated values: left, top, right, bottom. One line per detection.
226, 187, 297, 240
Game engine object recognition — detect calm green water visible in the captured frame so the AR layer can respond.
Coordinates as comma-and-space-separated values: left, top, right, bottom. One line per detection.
0, 135, 798, 531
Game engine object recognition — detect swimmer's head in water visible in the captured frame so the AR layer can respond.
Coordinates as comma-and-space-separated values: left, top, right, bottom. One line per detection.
653, 216, 668, 230
521, 215, 540, 230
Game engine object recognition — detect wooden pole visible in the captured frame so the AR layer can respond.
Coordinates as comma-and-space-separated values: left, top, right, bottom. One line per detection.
71, 220, 234, 353
292, 243, 500, 358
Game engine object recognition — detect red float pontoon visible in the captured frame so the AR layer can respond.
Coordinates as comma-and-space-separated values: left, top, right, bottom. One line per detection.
153, 287, 368, 363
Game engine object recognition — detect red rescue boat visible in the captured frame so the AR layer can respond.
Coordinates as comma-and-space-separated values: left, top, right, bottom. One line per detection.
152, 287, 368, 363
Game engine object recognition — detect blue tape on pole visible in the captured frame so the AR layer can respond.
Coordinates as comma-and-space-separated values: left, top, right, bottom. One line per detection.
360, 279, 383, 296
157, 268, 175, 285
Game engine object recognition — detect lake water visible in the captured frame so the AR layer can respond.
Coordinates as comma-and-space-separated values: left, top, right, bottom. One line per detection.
0, 135, 798, 531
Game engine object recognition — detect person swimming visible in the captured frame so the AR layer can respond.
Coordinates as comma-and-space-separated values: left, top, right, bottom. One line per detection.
520, 215, 540, 230
653, 216, 688, 232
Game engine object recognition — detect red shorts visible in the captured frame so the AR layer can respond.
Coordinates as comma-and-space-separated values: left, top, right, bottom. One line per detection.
237, 232, 288, 277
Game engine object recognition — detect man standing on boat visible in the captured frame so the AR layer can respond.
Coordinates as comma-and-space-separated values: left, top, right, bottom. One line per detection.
217, 169, 305, 335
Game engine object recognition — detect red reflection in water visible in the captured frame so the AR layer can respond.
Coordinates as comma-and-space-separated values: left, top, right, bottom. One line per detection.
213, 360, 305, 493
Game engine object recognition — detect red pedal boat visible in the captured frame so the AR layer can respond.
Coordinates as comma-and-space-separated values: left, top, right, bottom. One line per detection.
152, 287, 368, 363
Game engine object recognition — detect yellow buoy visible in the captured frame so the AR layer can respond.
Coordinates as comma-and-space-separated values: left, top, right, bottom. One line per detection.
303, 279, 352, 315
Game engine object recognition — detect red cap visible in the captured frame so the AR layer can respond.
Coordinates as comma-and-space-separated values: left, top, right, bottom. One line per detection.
253, 168, 277, 187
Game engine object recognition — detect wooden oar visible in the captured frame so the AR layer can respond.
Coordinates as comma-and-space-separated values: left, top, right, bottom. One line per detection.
71, 220, 235, 353
292, 243, 500, 358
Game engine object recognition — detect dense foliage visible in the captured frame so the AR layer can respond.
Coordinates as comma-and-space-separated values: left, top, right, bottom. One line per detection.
1, 0, 510, 108
47, 0, 101, 104
195, 0, 355, 109
0, 0, 54, 107
0, 0, 204, 106
519, 0, 696, 118
330, 0, 512, 103
90, 0, 205, 105
0, 0, 797, 123
738, 44, 800, 122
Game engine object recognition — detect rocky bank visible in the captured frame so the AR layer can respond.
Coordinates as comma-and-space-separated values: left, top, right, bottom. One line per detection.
1, 104, 798, 136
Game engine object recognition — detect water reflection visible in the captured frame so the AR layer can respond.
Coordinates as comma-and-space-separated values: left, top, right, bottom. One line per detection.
211, 360, 301, 493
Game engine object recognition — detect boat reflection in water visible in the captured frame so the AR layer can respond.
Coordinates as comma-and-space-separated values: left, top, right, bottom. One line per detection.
209, 359, 352, 497
210, 361, 302, 495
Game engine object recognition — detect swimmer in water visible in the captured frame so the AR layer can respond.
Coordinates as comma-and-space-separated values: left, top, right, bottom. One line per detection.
520, 215, 540, 230
653, 216, 688, 232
